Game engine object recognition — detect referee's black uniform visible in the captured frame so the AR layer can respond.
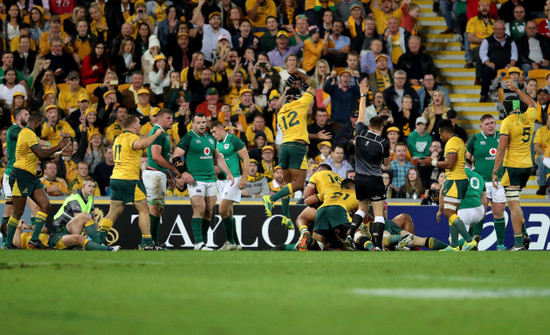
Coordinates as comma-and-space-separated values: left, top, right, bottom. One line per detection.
354, 122, 390, 202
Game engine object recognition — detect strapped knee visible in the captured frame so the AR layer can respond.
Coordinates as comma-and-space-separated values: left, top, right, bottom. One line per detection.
505, 188, 520, 202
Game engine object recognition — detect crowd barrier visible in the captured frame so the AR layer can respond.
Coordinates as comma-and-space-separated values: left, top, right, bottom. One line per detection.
39, 201, 550, 251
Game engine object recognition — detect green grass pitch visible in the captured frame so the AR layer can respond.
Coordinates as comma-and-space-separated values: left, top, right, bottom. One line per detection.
2, 251, 550, 334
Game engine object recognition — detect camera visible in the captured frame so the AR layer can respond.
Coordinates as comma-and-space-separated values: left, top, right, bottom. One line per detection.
381, 114, 389, 121
259, 62, 267, 68
428, 188, 439, 198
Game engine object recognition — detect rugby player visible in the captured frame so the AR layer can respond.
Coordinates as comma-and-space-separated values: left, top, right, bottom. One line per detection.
466, 114, 507, 250
420, 120, 477, 251
492, 81, 536, 251
5, 112, 70, 249
172, 113, 234, 251
2, 107, 29, 247
263, 68, 318, 230
98, 114, 165, 250
143, 109, 181, 248
210, 120, 250, 251
350, 79, 389, 249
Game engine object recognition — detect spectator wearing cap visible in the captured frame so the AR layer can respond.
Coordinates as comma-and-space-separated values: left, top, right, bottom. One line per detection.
478, 19, 518, 102
197, 87, 223, 119
233, 88, 263, 123
323, 69, 360, 129
325, 144, 354, 179
68, 93, 90, 130
246, 114, 274, 148
58, 71, 89, 117
141, 35, 163, 85
396, 36, 436, 86
314, 141, 332, 164
97, 90, 119, 132
360, 39, 393, 76
500, 67, 525, 100
383, 69, 421, 117
131, 88, 154, 125
267, 30, 303, 68
139, 107, 161, 137
308, 108, 335, 157
269, 166, 285, 193
344, 4, 366, 52
42, 104, 76, 147
259, 145, 277, 180
368, 54, 394, 94
303, 25, 330, 74
370, 0, 404, 36
13, 36, 37, 80
126, 0, 155, 39
79, 107, 101, 142
243, 159, 271, 198
416, 73, 451, 113
386, 126, 411, 161
105, 106, 128, 145
193, 8, 233, 63
260, 16, 280, 52
39, 15, 74, 57
517, 20, 550, 74
233, 19, 261, 57
447, 109, 468, 143
43, 37, 78, 83
246, 0, 277, 29
149, 54, 174, 102
407, 116, 432, 161
384, 17, 411, 66
326, 20, 350, 67
389, 141, 414, 190
249, 131, 268, 162
336, 0, 366, 22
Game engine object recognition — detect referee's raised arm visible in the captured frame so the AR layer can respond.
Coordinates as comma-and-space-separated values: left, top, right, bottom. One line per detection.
358, 78, 369, 124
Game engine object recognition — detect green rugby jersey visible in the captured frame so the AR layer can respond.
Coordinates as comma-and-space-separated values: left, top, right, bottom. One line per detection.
466, 131, 503, 181
177, 130, 217, 182
146, 124, 171, 173
459, 168, 484, 210
5, 123, 23, 176
216, 133, 245, 180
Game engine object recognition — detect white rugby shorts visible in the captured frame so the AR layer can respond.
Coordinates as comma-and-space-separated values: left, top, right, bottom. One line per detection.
485, 181, 505, 203
142, 170, 167, 202
188, 181, 218, 198
216, 176, 242, 203
458, 205, 485, 229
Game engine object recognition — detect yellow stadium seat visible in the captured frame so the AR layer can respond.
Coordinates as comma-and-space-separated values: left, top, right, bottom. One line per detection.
117, 83, 131, 92
57, 83, 69, 92
86, 83, 102, 103
528, 69, 550, 90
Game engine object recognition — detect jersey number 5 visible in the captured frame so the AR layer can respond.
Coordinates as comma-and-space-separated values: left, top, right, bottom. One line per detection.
281, 111, 300, 130
521, 127, 531, 143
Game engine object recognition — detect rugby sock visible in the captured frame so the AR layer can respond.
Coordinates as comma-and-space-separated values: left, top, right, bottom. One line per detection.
84, 221, 100, 243
457, 239, 466, 248
30, 217, 36, 227
270, 184, 292, 202
141, 234, 153, 246
358, 236, 375, 251
494, 217, 505, 246
98, 219, 114, 244
425, 237, 448, 250
284, 243, 296, 251
83, 239, 110, 251
202, 219, 210, 242
522, 219, 527, 235
191, 218, 203, 243
282, 195, 290, 218
514, 233, 523, 247
30, 211, 48, 241
6, 216, 19, 246
450, 214, 472, 242
1, 217, 8, 246
231, 217, 240, 245
349, 210, 365, 236
450, 224, 459, 247
222, 216, 234, 244
471, 220, 483, 237
385, 235, 403, 248
149, 215, 160, 244
299, 225, 308, 234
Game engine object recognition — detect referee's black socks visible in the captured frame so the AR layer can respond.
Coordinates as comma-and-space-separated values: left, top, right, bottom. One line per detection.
349, 210, 365, 236
371, 221, 385, 249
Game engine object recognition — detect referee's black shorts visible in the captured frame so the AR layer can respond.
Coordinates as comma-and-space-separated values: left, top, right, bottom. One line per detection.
355, 174, 386, 202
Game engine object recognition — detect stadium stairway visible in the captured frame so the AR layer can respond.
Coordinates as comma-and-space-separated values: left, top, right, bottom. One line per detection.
415, 0, 545, 198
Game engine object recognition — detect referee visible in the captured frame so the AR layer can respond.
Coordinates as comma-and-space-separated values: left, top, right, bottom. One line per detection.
349, 79, 390, 249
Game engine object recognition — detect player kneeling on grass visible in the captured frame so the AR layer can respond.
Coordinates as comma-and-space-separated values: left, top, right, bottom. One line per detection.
211, 120, 250, 251
98, 114, 165, 250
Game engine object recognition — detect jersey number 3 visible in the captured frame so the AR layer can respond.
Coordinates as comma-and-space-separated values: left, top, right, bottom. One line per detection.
281, 111, 300, 130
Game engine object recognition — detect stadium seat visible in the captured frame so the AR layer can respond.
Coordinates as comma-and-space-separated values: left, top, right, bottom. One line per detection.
57, 83, 69, 92
535, 18, 545, 25
157, 102, 164, 108
117, 83, 131, 92
86, 83, 101, 103
253, 31, 265, 38
527, 69, 550, 90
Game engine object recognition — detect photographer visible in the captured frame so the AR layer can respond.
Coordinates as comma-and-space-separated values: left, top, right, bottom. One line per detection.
421, 182, 441, 206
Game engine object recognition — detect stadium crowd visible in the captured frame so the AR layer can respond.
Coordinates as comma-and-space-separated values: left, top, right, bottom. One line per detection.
0, 0, 549, 205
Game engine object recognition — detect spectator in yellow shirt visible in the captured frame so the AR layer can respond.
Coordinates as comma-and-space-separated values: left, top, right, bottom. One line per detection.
58, 71, 89, 117
246, 0, 277, 28
68, 162, 102, 196
105, 106, 128, 146
41, 105, 76, 147
41, 161, 70, 196
303, 26, 331, 74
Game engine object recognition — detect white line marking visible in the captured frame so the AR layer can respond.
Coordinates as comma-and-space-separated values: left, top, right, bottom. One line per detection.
353, 288, 550, 299
405, 274, 497, 282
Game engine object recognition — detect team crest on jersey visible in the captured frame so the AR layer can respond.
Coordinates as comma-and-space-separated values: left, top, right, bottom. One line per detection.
489, 148, 497, 156
224, 144, 230, 150
204, 147, 211, 155
209, 139, 214, 145
480, 141, 486, 145
195, 140, 201, 144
